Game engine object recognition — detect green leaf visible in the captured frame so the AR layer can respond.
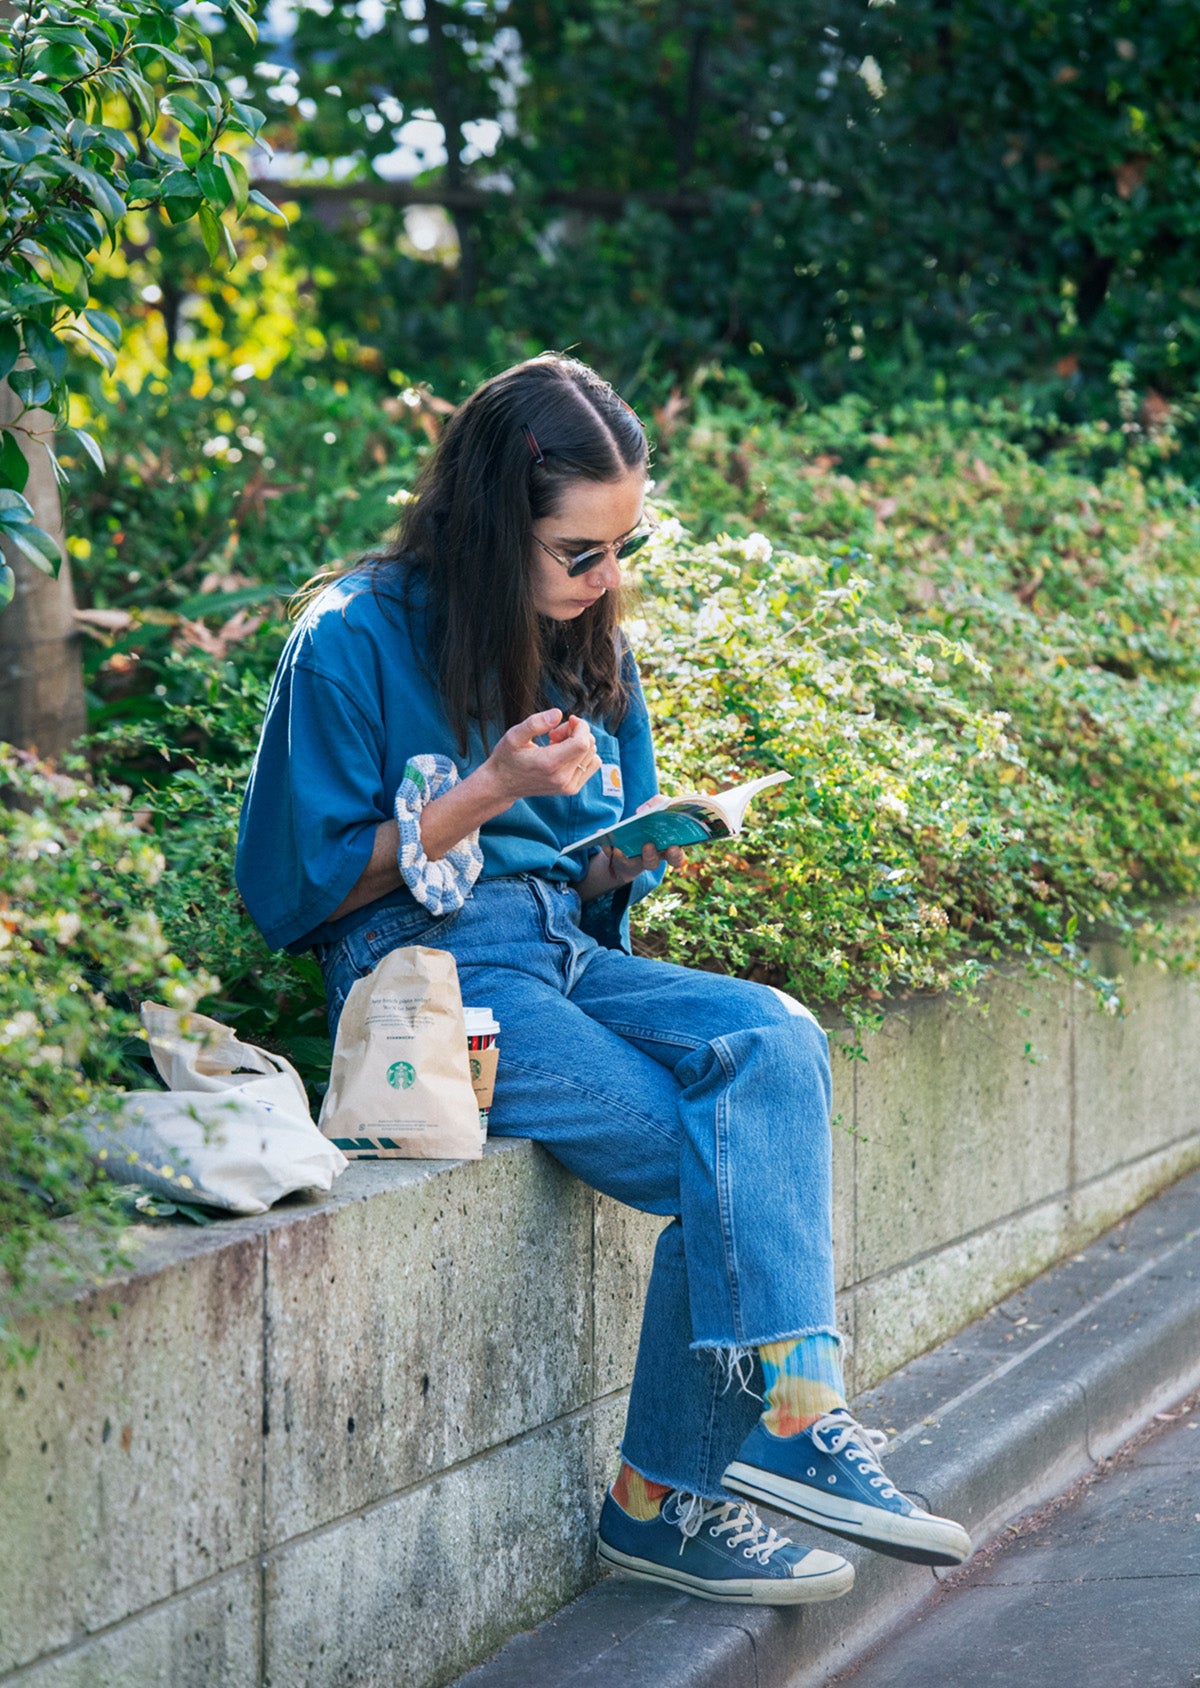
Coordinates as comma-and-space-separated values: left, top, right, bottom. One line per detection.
163, 189, 203, 225
248, 186, 287, 224
45, 207, 105, 260
229, 0, 258, 43
114, 67, 157, 131
231, 100, 266, 138
9, 367, 52, 408
59, 161, 127, 227
7, 80, 71, 121
0, 487, 35, 519
197, 151, 232, 211
23, 321, 68, 384
62, 425, 104, 472
161, 92, 210, 141
0, 323, 19, 382
8, 282, 59, 313
41, 248, 89, 310
4, 521, 61, 574
67, 331, 118, 374
44, 442, 70, 490
83, 309, 121, 348
90, 123, 137, 161
0, 430, 29, 495
0, 130, 40, 166
0, 561, 14, 612
197, 202, 222, 263
222, 151, 249, 216
186, 79, 223, 108
137, 43, 198, 78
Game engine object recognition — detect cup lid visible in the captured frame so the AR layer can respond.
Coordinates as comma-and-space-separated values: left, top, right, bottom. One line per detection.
463, 1006, 500, 1034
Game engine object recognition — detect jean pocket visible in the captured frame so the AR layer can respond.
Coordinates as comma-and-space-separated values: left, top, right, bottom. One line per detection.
347, 901, 464, 973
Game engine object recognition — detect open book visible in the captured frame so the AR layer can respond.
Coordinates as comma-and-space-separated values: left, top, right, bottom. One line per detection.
565, 771, 792, 857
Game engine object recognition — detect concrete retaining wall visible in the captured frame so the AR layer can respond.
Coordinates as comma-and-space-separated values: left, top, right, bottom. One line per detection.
3, 941, 1199, 1688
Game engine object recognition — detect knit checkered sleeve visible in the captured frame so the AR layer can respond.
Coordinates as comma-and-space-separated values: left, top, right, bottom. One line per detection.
393, 755, 484, 915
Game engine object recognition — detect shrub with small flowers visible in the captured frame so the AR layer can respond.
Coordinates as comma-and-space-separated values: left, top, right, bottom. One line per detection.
627, 527, 1122, 1015
0, 747, 217, 1316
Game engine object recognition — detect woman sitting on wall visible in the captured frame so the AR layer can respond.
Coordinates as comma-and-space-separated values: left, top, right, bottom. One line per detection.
236, 353, 970, 1604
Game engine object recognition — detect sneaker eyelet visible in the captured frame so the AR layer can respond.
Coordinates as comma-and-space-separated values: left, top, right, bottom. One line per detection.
807, 1467, 816, 1477
828, 1476, 837, 1484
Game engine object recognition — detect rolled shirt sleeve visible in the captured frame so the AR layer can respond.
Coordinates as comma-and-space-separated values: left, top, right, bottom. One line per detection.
236, 660, 388, 951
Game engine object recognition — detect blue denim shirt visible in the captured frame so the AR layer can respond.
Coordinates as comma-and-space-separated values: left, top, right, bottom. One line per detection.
235, 568, 663, 954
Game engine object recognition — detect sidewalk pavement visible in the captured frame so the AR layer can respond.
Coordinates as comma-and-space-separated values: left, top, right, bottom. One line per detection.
452, 1166, 1200, 1688
832, 1390, 1200, 1688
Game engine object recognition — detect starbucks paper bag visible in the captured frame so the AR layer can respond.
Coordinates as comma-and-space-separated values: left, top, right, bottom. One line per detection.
319, 946, 481, 1160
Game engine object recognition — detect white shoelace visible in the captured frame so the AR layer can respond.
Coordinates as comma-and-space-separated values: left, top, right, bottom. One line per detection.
667, 1493, 794, 1564
809, 1410, 900, 1499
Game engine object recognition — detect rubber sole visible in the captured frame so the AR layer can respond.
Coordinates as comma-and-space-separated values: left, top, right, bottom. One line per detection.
596, 1538, 855, 1604
723, 1462, 971, 1568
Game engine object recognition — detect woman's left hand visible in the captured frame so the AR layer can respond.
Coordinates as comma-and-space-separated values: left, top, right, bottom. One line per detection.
601, 838, 685, 887
587, 796, 686, 895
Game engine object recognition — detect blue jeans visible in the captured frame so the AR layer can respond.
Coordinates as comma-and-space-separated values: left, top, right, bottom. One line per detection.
316, 875, 838, 1500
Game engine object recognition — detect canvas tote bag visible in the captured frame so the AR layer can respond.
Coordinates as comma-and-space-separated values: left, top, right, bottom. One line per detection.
80, 1003, 347, 1214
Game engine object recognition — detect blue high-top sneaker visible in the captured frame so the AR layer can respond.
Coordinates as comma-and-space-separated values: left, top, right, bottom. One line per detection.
724, 1409, 971, 1568
597, 1488, 854, 1604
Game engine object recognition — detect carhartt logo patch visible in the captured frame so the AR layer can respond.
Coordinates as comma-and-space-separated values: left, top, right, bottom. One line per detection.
601, 763, 623, 798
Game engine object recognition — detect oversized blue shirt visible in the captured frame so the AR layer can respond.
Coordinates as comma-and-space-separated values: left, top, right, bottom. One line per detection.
235, 568, 662, 953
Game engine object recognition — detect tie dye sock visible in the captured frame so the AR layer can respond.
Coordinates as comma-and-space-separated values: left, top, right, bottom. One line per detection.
759, 1333, 846, 1438
611, 1461, 673, 1520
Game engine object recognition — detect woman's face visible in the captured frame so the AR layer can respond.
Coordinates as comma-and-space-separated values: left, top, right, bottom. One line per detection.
530, 467, 647, 620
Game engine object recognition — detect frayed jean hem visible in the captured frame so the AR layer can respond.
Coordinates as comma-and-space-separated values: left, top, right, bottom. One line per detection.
689, 1323, 844, 1356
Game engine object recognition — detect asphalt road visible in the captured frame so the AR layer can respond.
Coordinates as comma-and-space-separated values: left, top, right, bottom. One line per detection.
831, 1393, 1200, 1688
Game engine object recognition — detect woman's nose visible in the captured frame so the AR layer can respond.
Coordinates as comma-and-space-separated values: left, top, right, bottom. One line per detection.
595, 550, 622, 591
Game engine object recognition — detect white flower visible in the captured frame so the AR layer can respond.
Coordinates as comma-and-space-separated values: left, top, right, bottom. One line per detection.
695, 597, 730, 638
653, 516, 684, 546
857, 55, 886, 99
739, 532, 773, 565
876, 793, 909, 822
3, 1011, 39, 1042
387, 487, 413, 506
53, 911, 81, 944
202, 435, 230, 457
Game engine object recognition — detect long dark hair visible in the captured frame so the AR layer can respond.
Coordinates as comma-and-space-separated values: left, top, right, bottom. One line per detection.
375, 353, 648, 752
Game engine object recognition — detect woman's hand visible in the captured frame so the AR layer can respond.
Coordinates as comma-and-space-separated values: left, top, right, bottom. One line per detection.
479, 708, 601, 804
578, 799, 686, 902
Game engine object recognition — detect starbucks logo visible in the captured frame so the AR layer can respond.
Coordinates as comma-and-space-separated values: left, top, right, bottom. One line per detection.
386, 1060, 415, 1090
470, 1056, 482, 1080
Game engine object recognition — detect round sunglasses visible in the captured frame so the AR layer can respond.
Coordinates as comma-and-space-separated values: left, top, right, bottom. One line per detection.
534, 527, 654, 579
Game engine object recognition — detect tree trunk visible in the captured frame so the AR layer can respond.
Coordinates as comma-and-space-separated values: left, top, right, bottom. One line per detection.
423, 0, 480, 303
0, 380, 87, 757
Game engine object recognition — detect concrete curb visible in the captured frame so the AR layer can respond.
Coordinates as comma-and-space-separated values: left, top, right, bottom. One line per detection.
451, 1167, 1200, 1688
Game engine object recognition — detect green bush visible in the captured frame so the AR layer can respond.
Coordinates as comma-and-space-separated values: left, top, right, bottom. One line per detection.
193, 0, 1200, 439
64, 367, 434, 1090
0, 746, 216, 1330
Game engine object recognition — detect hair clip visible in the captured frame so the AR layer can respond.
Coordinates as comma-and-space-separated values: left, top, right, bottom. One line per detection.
521, 424, 545, 465
616, 394, 645, 432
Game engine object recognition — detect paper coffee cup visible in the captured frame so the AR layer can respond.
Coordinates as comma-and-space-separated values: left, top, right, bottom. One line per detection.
463, 1007, 500, 1139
